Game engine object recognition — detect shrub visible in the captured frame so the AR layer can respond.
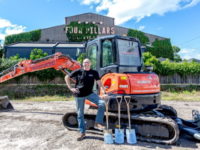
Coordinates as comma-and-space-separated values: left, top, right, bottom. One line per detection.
30, 48, 48, 60
143, 52, 200, 76
77, 53, 86, 64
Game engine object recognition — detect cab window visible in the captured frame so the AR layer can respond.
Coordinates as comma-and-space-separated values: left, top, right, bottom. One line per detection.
87, 44, 97, 69
102, 40, 114, 67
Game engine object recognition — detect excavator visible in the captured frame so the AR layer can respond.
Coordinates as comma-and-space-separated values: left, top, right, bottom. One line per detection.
0, 35, 200, 144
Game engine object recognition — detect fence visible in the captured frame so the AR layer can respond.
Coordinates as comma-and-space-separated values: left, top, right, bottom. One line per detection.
2, 73, 200, 85
159, 74, 200, 84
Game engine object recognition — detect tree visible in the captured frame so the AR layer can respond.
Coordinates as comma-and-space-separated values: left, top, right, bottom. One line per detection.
0, 47, 3, 58
147, 39, 174, 60
172, 46, 182, 62
30, 48, 48, 60
77, 53, 86, 64
0, 42, 3, 58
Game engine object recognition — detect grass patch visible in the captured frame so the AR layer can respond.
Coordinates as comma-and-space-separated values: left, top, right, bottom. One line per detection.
12, 91, 200, 102
13, 95, 74, 102
162, 90, 200, 101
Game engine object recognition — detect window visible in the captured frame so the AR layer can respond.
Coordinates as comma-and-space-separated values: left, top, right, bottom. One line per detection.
117, 39, 141, 66
102, 40, 114, 67
87, 44, 97, 69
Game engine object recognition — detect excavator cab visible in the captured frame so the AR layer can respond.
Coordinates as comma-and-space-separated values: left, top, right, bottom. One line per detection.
85, 35, 161, 112
85, 35, 142, 76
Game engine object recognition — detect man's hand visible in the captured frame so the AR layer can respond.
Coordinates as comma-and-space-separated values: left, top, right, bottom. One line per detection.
100, 94, 109, 100
70, 88, 80, 94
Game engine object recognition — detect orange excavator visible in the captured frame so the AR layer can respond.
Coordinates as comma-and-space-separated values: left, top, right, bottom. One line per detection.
0, 35, 200, 144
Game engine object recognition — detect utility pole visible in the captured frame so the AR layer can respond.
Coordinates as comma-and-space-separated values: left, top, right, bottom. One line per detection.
0, 40, 2, 49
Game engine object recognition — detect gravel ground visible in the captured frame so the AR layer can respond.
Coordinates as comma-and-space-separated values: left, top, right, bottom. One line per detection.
0, 100, 200, 150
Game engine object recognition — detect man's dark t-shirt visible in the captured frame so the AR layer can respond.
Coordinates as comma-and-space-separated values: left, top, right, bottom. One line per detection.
69, 69, 100, 97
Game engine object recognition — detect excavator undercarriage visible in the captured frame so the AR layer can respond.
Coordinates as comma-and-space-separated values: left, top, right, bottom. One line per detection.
62, 107, 180, 144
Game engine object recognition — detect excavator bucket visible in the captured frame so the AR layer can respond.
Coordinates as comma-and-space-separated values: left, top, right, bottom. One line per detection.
0, 96, 14, 111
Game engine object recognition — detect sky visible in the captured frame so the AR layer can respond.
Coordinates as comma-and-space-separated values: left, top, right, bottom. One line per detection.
0, 0, 200, 60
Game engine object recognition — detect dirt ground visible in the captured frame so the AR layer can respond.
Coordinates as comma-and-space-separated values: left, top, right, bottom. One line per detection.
0, 100, 200, 150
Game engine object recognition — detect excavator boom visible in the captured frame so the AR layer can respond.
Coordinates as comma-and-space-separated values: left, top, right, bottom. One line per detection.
0, 52, 81, 83
0, 52, 81, 111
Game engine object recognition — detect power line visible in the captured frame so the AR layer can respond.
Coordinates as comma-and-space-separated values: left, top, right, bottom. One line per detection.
178, 34, 200, 46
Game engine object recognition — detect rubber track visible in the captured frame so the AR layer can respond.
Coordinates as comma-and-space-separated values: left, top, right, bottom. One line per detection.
62, 109, 179, 144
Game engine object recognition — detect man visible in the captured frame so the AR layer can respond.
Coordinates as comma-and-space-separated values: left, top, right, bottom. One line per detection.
65, 58, 106, 141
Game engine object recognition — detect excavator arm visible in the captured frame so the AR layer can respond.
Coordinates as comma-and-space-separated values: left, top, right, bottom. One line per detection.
0, 52, 81, 83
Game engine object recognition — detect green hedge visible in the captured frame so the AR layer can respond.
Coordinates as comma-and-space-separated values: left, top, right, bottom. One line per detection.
4, 30, 41, 45
143, 52, 200, 76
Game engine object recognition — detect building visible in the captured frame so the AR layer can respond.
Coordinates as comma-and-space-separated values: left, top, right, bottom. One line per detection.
188, 58, 200, 63
5, 13, 167, 58
5, 43, 84, 59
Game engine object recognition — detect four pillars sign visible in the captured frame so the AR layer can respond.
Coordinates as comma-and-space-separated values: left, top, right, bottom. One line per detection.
65, 21, 115, 41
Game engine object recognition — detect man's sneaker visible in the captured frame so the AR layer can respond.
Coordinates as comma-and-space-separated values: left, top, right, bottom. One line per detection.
94, 123, 105, 131
77, 133, 86, 141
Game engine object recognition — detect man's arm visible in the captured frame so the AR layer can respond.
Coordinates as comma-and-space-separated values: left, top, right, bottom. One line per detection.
96, 80, 106, 94
65, 75, 79, 93
96, 80, 109, 100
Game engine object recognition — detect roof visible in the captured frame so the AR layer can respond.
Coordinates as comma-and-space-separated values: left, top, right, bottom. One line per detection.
56, 43, 84, 48
7, 43, 56, 47
5, 43, 85, 48
188, 58, 200, 62
66, 12, 114, 20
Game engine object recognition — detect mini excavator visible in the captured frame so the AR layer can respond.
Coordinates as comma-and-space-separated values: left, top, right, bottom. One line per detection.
0, 35, 200, 144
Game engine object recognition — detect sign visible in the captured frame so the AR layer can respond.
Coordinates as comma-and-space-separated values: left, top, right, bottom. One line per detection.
65, 26, 115, 35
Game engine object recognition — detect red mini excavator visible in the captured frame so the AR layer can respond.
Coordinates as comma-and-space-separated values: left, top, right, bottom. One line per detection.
1, 35, 200, 144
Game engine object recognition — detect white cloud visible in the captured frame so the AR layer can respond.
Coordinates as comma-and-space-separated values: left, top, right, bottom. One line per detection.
5, 25, 26, 35
0, 33, 5, 41
82, 0, 101, 5
81, 0, 200, 24
138, 25, 145, 31
179, 48, 200, 59
0, 18, 26, 44
0, 18, 13, 28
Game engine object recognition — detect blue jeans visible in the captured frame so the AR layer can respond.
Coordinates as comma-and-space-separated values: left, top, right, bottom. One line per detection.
75, 93, 105, 133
